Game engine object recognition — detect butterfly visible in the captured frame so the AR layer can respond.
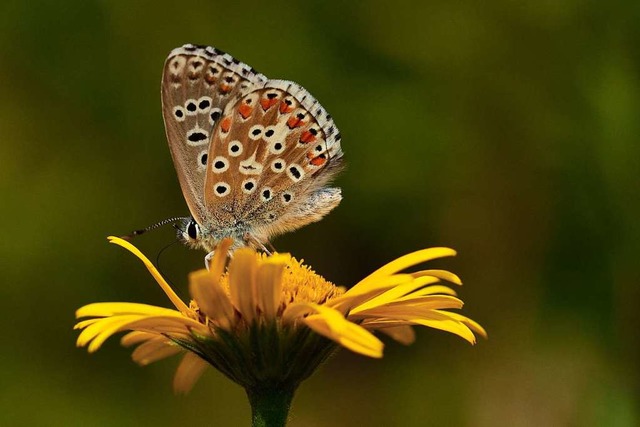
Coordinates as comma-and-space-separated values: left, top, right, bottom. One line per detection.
160, 44, 343, 254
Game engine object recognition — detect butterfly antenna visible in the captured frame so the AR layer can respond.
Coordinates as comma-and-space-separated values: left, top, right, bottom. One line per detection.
121, 217, 188, 240
156, 238, 181, 272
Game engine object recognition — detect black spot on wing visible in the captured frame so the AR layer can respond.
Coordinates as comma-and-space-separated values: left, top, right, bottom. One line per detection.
188, 132, 208, 142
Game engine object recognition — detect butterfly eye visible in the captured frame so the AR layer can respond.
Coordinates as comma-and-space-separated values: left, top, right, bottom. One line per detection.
187, 221, 200, 240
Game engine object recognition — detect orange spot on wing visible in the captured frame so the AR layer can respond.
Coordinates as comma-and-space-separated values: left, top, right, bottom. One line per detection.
287, 116, 305, 129
279, 102, 293, 114
238, 104, 253, 119
299, 131, 316, 143
220, 117, 232, 133
220, 84, 231, 93
310, 156, 327, 166
260, 98, 278, 111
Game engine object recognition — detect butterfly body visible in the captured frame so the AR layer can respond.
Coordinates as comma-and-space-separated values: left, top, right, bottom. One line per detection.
162, 45, 343, 252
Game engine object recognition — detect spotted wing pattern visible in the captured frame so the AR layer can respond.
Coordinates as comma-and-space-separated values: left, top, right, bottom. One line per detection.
161, 44, 267, 224
203, 79, 344, 241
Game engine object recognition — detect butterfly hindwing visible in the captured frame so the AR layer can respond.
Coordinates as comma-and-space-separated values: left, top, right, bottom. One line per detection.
203, 79, 344, 241
161, 44, 267, 224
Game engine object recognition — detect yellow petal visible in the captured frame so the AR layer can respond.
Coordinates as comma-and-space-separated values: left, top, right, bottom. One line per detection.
189, 270, 235, 330
108, 236, 190, 314
343, 274, 414, 297
131, 339, 182, 366
404, 285, 458, 297
352, 305, 463, 321
304, 313, 384, 358
73, 318, 102, 330
281, 302, 316, 323
284, 302, 383, 358
378, 325, 416, 345
348, 296, 463, 319
173, 352, 208, 394
208, 238, 233, 277
412, 269, 462, 286
362, 315, 477, 344
411, 318, 476, 344
349, 276, 440, 314
255, 257, 287, 319
328, 274, 415, 312
76, 302, 182, 319
120, 331, 159, 347
228, 248, 258, 322
76, 315, 145, 352
386, 294, 464, 309
435, 310, 488, 339
76, 315, 137, 347
125, 315, 210, 337
362, 248, 457, 281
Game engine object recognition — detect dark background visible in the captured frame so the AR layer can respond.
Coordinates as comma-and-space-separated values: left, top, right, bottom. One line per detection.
1, 1, 638, 425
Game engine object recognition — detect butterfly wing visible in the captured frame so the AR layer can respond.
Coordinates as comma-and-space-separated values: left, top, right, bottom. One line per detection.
161, 44, 267, 224
203, 79, 344, 242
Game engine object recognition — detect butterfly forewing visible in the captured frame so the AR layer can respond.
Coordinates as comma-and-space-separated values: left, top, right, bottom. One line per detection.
161, 44, 267, 224
203, 79, 344, 240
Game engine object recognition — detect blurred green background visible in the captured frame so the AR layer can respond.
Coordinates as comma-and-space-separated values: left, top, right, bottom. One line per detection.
1, 0, 638, 425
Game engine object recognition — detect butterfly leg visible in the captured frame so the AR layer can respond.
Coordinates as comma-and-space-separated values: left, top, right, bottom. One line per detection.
265, 239, 277, 254
243, 232, 272, 255
204, 251, 215, 271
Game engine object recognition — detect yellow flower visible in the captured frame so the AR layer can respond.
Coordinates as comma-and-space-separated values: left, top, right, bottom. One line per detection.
75, 237, 485, 424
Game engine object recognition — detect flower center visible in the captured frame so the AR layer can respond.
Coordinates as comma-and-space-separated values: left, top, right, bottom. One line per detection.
217, 255, 344, 317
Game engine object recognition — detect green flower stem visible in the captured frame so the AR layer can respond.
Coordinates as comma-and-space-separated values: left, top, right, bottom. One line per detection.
247, 385, 296, 427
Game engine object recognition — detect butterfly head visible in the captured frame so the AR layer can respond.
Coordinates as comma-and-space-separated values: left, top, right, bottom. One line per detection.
176, 217, 250, 252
